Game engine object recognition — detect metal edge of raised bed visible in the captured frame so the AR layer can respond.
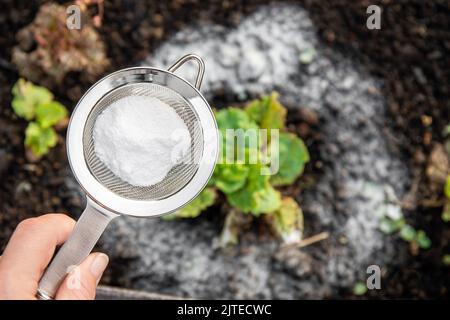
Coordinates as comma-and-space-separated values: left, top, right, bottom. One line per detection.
96, 285, 188, 300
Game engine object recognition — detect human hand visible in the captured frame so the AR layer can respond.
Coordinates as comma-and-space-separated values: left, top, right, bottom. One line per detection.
0, 214, 109, 300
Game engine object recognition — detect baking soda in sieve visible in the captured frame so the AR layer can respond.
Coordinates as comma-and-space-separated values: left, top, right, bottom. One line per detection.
93, 96, 191, 187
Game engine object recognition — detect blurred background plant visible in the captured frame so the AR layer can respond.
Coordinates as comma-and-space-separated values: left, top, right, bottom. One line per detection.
442, 124, 450, 265
12, 2, 109, 89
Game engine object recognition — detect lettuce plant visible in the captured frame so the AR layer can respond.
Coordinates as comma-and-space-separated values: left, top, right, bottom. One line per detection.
166, 93, 310, 245
11, 79, 68, 158
12, 3, 109, 86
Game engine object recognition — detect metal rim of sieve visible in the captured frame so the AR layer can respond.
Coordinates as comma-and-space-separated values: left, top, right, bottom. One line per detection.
67, 56, 218, 217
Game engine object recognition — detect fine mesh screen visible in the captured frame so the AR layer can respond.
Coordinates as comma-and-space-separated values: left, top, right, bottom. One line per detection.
83, 83, 203, 200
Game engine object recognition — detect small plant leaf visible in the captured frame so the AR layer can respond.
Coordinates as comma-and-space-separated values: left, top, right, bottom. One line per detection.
216, 107, 260, 164
12, 79, 53, 120
416, 230, 431, 249
251, 183, 282, 215
245, 92, 286, 131
271, 132, 310, 186
399, 225, 416, 242
24, 122, 57, 157
443, 254, 450, 266
379, 217, 405, 234
164, 188, 217, 220
442, 200, 450, 222
213, 164, 249, 194
227, 164, 281, 215
444, 176, 450, 199
216, 107, 258, 131
36, 101, 68, 128
353, 282, 367, 296
226, 184, 253, 213
269, 197, 304, 244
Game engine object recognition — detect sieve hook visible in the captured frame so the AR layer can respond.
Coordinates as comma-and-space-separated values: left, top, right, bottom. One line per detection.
168, 54, 205, 90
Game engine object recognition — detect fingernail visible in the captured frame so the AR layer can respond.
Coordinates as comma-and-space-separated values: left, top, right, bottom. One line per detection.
90, 253, 109, 282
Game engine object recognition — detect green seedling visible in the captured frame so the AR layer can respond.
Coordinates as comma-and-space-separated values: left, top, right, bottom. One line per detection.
443, 254, 450, 266
11, 79, 68, 158
380, 216, 431, 250
353, 282, 367, 296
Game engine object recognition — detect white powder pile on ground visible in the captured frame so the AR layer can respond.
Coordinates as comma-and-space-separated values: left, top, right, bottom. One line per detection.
93, 96, 191, 187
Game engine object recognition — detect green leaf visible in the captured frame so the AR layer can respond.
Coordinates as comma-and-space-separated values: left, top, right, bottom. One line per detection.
443, 255, 450, 266
251, 183, 282, 215
227, 164, 281, 216
213, 164, 249, 194
416, 230, 431, 249
245, 92, 286, 131
216, 108, 260, 164
299, 47, 316, 64
270, 197, 304, 244
35, 101, 67, 128
11, 79, 53, 120
226, 185, 255, 214
399, 225, 416, 242
24, 122, 57, 157
164, 188, 217, 220
271, 132, 310, 186
442, 201, 450, 222
379, 217, 405, 234
216, 107, 258, 131
379, 218, 396, 234
12, 98, 35, 121
444, 176, 450, 199
353, 282, 367, 296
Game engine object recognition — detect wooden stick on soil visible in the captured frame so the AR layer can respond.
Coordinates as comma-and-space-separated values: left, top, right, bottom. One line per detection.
298, 231, 329, 248
282, 231, 330, 250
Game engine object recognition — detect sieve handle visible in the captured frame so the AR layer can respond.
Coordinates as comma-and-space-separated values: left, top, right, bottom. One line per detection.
36, 199, 117, 300
168, 54, 205, 90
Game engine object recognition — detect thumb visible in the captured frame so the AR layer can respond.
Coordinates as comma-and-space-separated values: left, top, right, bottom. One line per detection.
54, 252, 109, 300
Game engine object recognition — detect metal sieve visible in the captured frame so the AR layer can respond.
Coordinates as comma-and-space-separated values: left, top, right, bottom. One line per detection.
84, 83, 204, 200
37, 54, 218, 299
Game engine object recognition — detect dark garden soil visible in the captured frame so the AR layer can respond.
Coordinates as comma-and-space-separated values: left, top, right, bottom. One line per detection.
0, 0, 449, 298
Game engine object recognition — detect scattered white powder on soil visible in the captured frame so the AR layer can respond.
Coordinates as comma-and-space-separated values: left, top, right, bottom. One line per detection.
93, 96, 191, 187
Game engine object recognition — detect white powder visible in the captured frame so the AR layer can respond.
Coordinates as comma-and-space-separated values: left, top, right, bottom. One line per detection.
93, 96, 191, 187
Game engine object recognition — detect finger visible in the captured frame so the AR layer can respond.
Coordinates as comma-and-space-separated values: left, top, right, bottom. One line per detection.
55, 252, 109, 300
0, 214, 75, 299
